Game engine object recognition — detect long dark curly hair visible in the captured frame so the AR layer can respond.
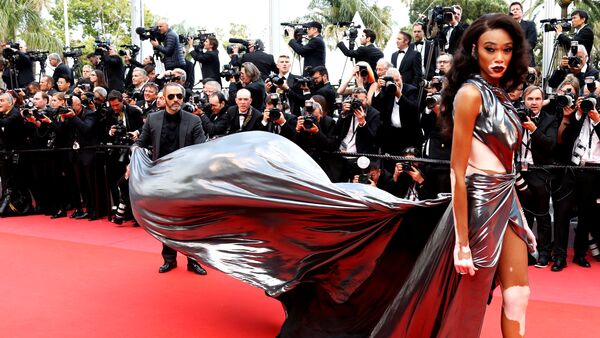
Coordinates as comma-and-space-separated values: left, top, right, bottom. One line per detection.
439, 13, 529, 140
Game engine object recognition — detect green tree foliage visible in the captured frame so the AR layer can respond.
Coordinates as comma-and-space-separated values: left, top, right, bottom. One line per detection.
0, 0, 62, 51
304, 0, 394, 48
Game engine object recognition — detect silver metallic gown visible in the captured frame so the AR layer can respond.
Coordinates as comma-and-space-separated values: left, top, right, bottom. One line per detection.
129, 76, 527, 338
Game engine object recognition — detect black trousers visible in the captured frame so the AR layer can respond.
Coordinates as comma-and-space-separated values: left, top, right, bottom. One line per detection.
573, 167, 600, 257
161, 244, 196, 265
549, 169, 576, 259
521, 169, 556, 257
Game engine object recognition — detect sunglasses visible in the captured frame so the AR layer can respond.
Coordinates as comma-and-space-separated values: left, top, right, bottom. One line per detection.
167, 93, 184, 100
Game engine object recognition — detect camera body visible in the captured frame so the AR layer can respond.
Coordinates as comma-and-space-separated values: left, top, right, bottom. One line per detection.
516, 107, 533, 123
295, 76, 313, 88
541, 18, 571, 32
425, 93, 441, 110
94, 38, 111, 56
26, 50, 48, 63
581, 95, 598, 114
135, 26, 163, 41
220, 64, 240, 81
268, 74, 286, 87
350, 98, 363, 111
118, 44, 140, 58
63, 46, 83, 58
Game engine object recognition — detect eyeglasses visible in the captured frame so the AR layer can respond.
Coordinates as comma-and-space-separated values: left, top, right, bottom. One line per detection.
167, 93, 184, 100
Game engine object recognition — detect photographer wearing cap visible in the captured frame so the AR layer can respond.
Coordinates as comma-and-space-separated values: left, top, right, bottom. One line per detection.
287, 21, 326, 76
189, 35, 221, 85
517, 86, 559, 269
548, 44, 599, 91
336, 28, 384, 74
556, 10, 594, 57
509, 2, 537, 67
150, 19, 186, 71
230, 39, 277, 80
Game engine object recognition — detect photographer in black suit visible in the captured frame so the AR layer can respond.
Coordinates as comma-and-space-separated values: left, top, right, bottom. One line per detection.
548, 44, 599, 90
265, 55, 301, 116
287, 21, 326, 75
510, 2, 537, 67
556, 10, 594, 57
442, 5, 468, 55
517, 86, 559, 269
93, 45, 125, 92
228, 62, 266, 111
336, 28, 384, 74
150, 19, 186, 71
258, 93, 297, 141
132, 82, 207, 275
188, 35, 221, 85
48, 53, 73, 90
391, 31, 422, 87
198, 92, 230, 139
230, 39, 277, 80
1, 42, 34, 89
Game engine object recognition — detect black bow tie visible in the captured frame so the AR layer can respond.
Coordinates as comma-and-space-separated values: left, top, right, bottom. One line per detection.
414, 41, 424, 46
398, 50, 405, 54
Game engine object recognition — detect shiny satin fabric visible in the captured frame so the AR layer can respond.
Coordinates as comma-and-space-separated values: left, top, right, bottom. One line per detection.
129, 131, 450, 305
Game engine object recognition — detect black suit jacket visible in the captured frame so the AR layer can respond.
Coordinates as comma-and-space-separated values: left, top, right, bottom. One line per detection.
102, 53, 125, 92
520, 20, 537, 67
2, 52, 35, 88
524, 110, 558, 165
257, 113, 297, 141
225, 106, 262, 134
334, 106, 381, 154
134, 110, 206, 160
228, 79, 267, 112
231, 51, 278, 80
391, 49, 423, 87
443, 22, 468, 55
190, 49, 221, 84
548, 66, 600, 90
562, 112, 600, 165
411, 41, 438, 80
336, 43, 384, 74
200, 107, 230, 139
558, 25, 594, 57
70, 108, 99, 165
288, 35, 326, 75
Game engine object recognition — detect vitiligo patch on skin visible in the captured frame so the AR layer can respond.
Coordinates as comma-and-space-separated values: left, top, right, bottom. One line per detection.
502, 285, 530, 337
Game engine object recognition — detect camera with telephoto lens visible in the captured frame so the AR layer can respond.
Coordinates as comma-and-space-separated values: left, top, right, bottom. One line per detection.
541, 17, 571, 33
268, 73, 285, 87
227, 38, 250, 54
336, 22, 362, 50
20, 99, 37, 118
118, 44, 140, 57
585, 77, 597, 93
63, 45, 84, 58
136, 26, 162, 41
295, 76, 313, 88
268, 93, 281, 122
421, 75, 445, 91
26, 50, 49, 63
425, 93, 441, 109
358, 65, 369, 77
302, 100, 316, 129
516, 107, 533, 123
220, 64, 240, 81
568, 42, 581, 68
581, 95, 598, 114
112, 120, 132, 146
280, 22, 307, 41
94, 38, 111, 56
1, 42, 20, 59
351, 98, 363, 111
183, 30, 216, 50
226, 44, 247, 55
551, 91, 575, 108
526, 72, 537, 85
380, 76, 397, 92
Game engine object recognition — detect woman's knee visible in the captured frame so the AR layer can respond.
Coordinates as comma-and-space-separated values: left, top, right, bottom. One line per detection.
502, 285, 530, 316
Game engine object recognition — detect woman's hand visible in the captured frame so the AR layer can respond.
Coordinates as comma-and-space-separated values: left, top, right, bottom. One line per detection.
523, 222, 537, 254
453, 243, 478, 276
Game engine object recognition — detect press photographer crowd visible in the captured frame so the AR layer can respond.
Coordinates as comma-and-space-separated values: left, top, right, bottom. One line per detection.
1, 3, 599, 272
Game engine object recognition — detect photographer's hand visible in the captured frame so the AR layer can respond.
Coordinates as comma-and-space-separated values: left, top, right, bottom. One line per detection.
265, 80, 273, 91
522, 116, 537, 132
128, 130, 139, 141
589, 108, 600, 124
262, 110, 270, 123
555, 24, 563, 34
296, 117, 304, 132
560, 56, 569, 69
352, 175, 360, 183
150, 39, 159, 47
377, 78, 385, 89
109, 126, 117, 137
393, 163, 402, 182
187, 37, 194, 49
408, 166, 424, 184
353, 107, 366, 126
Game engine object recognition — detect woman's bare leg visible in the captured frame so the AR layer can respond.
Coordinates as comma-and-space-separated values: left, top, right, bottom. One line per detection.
497, 226, 530, 337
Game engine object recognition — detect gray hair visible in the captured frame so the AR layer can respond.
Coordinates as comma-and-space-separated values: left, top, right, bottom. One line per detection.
48, 53, 61, 62
93, 87, 108, 98
204, 80, 222, 92
376, 58, 393, 69
241, 62, 261, 82
133, 67, 147, 77
0, 93, 14, 106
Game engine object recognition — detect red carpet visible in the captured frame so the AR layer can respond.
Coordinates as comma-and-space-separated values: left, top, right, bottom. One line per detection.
1, 215, 599, 337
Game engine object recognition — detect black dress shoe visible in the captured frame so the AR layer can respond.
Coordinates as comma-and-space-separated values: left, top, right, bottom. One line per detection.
70, 209, 84, 218
75, 212, 89, 220
535, 255, 549, 268
187, 262, 207, 275
87, 213, 98, 221
551, 257, 567, 272
573, 256, 591, 268
51, 209, 67, 219
159, 262, 177, 273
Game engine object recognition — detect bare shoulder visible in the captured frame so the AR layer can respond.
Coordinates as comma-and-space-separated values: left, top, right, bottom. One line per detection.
454, 84, 482, 121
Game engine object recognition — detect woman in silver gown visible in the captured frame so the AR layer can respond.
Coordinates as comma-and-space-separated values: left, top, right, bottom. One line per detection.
130, 14, 535, 338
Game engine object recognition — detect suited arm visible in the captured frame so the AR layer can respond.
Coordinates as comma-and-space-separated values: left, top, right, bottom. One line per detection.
71, 110, 97, 135
133, 119, 151, 149
288, 38, 320, 57
526, 23, 537, 49
337, 42, 361, 58
530, 116, 558, 150
356, 109, 381, 145
191, 118, 207, 144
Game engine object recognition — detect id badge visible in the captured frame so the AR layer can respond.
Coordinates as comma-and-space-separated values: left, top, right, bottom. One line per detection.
521, 161, 528, 171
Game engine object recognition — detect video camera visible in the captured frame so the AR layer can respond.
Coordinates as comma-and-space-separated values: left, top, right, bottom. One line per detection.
227, 38, 250, 54
135, 26, 162, 41
295, 76, 313, 87
336, 21, 362, 50
118, 44, 140, 57
281, 22, 307, 41
423, 6, 455, 40
2, 42, 21, 59
26, 50, 49, 63
63, 45, 84, 58
220, 64, 240, 81
541, 18, 571, 33
182, 30, 215, 49
94, 38, 111, 56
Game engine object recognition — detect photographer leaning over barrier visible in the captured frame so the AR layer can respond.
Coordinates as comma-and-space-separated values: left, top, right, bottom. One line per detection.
555, 10, 594, 58
286, 21, 326, 75
150, 19, 186, 71
548, 44, 599, 91
516, 85, 559, 269
229, 39, 277, 80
